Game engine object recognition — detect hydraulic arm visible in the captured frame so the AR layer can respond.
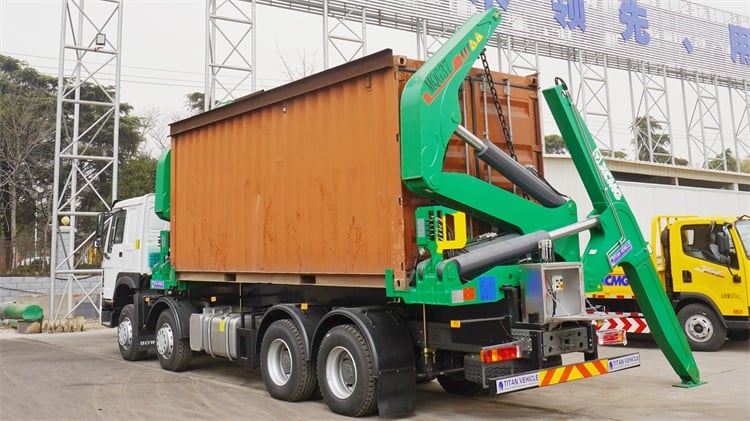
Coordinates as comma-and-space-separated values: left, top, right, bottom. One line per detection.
388, 6, 701, 387
543, 81, 702, 387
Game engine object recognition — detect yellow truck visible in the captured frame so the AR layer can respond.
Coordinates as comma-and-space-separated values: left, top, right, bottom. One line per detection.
588, 215, 750, 351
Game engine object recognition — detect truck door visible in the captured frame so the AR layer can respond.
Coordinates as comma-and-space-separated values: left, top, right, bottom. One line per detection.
672, 223, 746, 318
101, 209, 127, 300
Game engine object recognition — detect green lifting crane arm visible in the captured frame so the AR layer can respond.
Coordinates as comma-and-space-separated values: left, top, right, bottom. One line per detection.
394, 7, 702, 387
543, 81, 702, 387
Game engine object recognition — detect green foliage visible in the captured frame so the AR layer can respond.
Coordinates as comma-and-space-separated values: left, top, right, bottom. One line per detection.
119, 153, 157, 199
600, 149, 627, 159
741, 158, 750, 173
544, 134, 567, 154
707, 149, 738, 172
0, 54, 147, 272
630, 115, 688, 165
186, 92, 205, 113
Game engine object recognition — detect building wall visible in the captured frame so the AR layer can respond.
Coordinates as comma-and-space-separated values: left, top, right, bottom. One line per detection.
0, 276, 100, 303
544, 156, 750, 246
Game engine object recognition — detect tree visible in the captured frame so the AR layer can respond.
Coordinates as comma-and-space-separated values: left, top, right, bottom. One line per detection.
278, 50, 318, 81
119, 153, 157, 199
707, 149, 738, 172
185, 92, 205, 114
630, 115, 689, 166
741, 158, 750, 173
0, 54, 147, 272
0, 55, 56, 270
631, 115, 671, 163
544, 134, 567, 154
600, 149, 628, 159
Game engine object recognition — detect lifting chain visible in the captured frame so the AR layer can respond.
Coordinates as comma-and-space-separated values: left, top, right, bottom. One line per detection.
479, 50, 517, 162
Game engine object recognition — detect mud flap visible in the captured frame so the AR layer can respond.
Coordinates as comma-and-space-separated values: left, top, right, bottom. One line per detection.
320, 307, 416, 417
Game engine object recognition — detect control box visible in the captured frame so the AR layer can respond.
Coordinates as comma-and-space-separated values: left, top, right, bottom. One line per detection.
519, 262, 585, 324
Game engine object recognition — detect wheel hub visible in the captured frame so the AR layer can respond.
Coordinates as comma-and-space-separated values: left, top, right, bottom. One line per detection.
118, 318, 132, 348
326, 346, 357, 399
267, 338, 292, 386
156, 322, 174, 358
685, 314, 713, 343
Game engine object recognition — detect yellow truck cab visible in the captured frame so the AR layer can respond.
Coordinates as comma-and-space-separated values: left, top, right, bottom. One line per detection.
589, 215, 750, 351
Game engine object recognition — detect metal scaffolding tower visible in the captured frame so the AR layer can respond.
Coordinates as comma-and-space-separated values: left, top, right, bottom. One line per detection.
50, 0, 122, 322
205, 0, 256, 110
323, 0, 367, 68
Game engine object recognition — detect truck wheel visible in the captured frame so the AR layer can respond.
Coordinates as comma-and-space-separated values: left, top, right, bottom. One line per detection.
436, 374, 483, 396
155, 309, 191, 371
317, 324, 377, 417
260, 319, 317, 402
117, 304, 147, 361
678, 304, 727, 352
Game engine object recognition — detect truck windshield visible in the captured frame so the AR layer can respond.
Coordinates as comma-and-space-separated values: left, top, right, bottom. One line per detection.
735, 220, 750, 258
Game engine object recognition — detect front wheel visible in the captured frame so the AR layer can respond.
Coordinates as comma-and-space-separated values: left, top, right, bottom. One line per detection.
678, 303, 727, 352
117, 304, 148, 361
155, 309, 192, 371
317, 325, 377, 417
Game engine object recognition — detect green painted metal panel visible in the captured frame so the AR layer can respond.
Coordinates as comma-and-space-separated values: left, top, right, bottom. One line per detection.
154, 148, 170, 221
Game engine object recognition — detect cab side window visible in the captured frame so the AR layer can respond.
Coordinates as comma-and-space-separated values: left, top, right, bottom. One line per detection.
108, 210, 126, 253
681, 224, 733, 267
681, 225, 710, 261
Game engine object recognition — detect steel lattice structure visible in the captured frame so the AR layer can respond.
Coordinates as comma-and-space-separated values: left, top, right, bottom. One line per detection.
207, 0, 749, 172
51, 0, 122, 322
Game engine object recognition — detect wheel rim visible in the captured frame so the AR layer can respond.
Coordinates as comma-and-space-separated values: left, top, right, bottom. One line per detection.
326, 346, 357, 400
684, 314, 713, 343
266, 338, 293, 386
156, 322, 174, 358
118, 318, 133, 349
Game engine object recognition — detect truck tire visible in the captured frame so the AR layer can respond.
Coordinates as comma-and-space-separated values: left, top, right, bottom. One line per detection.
317, 324, 377, 417
260, 319, 317, 402
678, 303, 727, 352
155, 309, 192, 371
436, 374, 483, 396
117, 304, 147, 361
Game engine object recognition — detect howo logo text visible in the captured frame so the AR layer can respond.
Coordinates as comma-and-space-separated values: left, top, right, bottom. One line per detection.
593, 149, 623, 200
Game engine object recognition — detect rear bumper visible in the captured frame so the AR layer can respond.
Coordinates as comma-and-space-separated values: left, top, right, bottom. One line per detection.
489, 352, 640, 395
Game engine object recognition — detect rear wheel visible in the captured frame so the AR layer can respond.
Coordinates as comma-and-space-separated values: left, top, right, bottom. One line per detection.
260, 319, 317, 402
317, 325, 377, 417
678, 303, 726, 352
155, 309, 192, 371
117, 304, 147, 361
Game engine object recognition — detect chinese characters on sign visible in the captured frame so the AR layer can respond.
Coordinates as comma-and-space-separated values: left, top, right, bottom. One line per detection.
551, 0, 586, 32
462, 0, 749, 67
471, 0, 509, 11
729, 24, 750, 65
619, 0, 650, 45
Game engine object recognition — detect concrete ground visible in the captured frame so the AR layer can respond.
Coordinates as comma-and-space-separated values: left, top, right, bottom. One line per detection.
0, 327, 747, 420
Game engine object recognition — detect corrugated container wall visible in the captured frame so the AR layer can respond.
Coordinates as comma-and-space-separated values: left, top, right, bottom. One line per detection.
169, 50, 543, 288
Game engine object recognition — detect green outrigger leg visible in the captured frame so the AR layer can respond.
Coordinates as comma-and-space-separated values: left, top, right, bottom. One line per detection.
543, 83, 703, 387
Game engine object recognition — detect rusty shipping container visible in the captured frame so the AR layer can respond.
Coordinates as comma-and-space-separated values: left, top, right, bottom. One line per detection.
169, 49, 544, 288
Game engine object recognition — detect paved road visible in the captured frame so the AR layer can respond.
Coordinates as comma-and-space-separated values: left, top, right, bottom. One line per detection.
0, 328, 748, 420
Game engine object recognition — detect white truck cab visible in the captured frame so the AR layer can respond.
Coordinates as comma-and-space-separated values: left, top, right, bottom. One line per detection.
99, 194, 168, 324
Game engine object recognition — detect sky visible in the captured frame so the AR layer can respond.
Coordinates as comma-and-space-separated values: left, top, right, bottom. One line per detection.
1, 0, 749, 156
